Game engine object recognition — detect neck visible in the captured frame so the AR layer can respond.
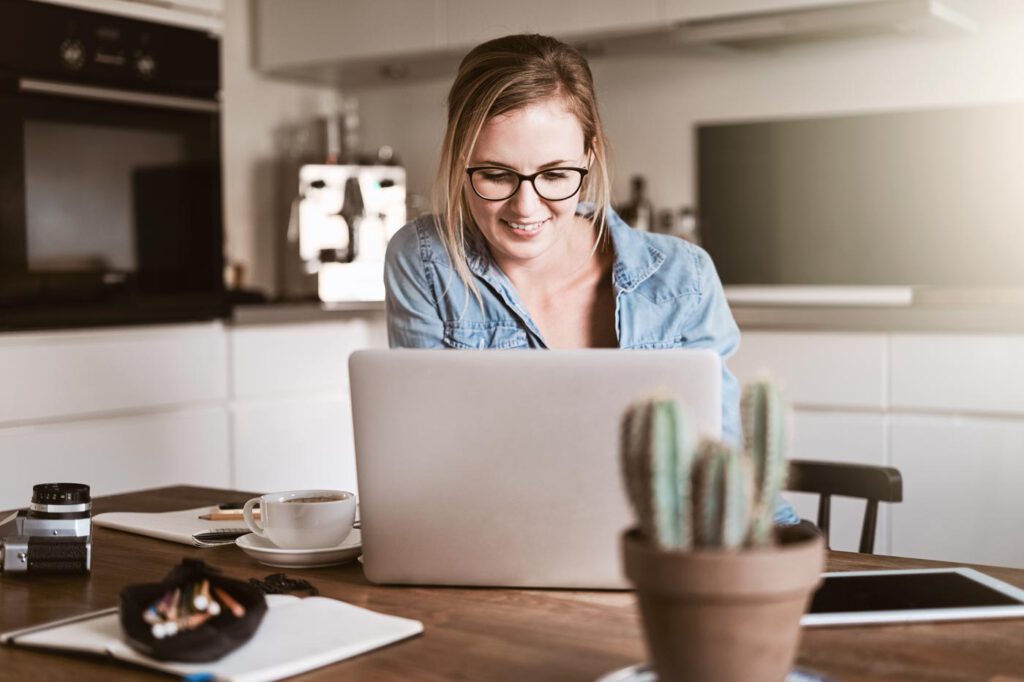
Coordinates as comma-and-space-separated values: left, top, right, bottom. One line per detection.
497, 216, 608, 298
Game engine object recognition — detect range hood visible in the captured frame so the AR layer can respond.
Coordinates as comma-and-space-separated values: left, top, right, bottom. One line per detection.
673, 0, 978, 49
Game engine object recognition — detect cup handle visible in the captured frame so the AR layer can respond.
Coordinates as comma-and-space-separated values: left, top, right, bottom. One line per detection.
242, 498, 266, 538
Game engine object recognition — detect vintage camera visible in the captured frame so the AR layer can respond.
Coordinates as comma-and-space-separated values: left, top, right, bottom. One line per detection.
0, 483, 92, 574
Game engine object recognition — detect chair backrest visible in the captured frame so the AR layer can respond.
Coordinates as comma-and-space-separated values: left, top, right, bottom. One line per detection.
786, 460, 903, 554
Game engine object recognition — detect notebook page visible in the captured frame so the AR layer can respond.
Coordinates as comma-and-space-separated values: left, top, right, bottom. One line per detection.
3, 595, 423, 682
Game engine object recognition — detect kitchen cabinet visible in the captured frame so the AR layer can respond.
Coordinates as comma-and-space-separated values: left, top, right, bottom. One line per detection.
663, 0, 874, 23
729, 330, 886, 409
0, 407, 230, 511
0, 316, 387, 509
890, 415, 1024, 567
732, 328, 1024, 567
253, 0, 661, 87
446, 0, 660, 48
253, 0, 445, 72
890, 333, 1024, 416
0, 323, 230, 509
787, 411, 889, 554
228, 315, 387, 494
0, 323, 227, 426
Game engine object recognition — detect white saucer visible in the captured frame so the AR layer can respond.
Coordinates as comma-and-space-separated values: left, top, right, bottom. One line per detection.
596, 664, 831, 682
235, 529, 362, 568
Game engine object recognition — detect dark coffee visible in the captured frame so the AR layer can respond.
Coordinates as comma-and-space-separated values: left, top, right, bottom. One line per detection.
285, 495, 344, 504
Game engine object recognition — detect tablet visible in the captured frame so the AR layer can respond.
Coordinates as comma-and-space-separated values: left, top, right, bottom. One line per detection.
802, 568, 1024, 627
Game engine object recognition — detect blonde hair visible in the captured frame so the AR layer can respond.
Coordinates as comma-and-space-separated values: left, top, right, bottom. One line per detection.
433, 34, 613, 304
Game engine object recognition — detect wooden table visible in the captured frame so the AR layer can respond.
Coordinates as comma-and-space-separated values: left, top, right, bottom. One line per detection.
2, 486, 1023, 682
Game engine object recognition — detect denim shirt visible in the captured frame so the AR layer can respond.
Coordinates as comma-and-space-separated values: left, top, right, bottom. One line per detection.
384, 207, 800, 525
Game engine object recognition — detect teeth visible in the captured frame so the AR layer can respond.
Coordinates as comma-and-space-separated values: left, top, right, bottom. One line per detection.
506, 219, 546, 232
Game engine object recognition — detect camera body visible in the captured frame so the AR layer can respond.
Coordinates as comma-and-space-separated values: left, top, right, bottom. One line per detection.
0, 483, 92, 574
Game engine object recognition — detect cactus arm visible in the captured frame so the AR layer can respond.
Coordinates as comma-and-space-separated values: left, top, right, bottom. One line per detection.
721, 449, 753, 549
651, 401, 682, 549
672, 402, 696, 550
621, 402, 656, 544
693, 442, 724, 547
743, 382, 790, 546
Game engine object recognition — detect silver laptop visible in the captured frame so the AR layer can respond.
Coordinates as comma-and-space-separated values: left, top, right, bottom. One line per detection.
349, 349, 722, 589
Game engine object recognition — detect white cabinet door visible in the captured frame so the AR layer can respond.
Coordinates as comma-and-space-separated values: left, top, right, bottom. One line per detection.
0, 323, 227, 427
446, 0, 660, 48
229, 318, 386, 493
664, 0, 874, 23
231, 395, 357, 495
230, 317, 384, 399
890, 414, 1024, 568
730, 331, 887, 409
254, 0, 444, 70
0, 406, 230, 510
786, 410, 890, 554
890, 333, 1024, 416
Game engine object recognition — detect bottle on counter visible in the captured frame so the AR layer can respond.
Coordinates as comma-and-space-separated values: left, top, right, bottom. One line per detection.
618, 175, 654, 232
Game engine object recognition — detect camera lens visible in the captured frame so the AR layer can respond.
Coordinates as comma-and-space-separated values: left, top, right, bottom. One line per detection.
28, 483, 91, 519
32, 483, 90, 506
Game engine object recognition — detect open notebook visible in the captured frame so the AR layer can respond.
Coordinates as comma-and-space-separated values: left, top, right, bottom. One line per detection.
1, 594, 423, 682
93, 506, 248, 547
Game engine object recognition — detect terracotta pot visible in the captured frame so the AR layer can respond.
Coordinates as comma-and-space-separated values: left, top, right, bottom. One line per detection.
622, 525, 825, 682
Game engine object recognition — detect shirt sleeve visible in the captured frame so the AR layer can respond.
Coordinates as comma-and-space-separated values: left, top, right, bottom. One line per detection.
683, 245, 742, 446
384, 221, 446, 348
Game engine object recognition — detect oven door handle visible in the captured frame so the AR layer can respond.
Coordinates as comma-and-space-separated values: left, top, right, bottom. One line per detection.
18, 78, 219, 113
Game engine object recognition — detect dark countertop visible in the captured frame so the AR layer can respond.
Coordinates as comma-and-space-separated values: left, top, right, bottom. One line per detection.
230, 300, 385, 326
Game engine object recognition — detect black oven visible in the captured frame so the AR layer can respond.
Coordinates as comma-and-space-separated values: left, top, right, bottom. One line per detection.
0, 0, 225, 330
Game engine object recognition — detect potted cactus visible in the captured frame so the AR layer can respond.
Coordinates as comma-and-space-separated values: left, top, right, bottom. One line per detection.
620, 382, 825, 682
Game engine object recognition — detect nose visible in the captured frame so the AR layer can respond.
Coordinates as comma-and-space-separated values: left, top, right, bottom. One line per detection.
508, 177, 544, 215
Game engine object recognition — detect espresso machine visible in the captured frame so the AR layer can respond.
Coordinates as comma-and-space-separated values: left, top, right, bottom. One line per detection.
290, 165, 407, 302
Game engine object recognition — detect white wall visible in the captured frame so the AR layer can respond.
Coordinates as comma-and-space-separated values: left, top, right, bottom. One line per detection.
221, 0, 341, 294
349, 3, 1024, 210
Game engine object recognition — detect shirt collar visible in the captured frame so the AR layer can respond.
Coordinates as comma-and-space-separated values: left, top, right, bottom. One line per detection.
601, 207, 666, 293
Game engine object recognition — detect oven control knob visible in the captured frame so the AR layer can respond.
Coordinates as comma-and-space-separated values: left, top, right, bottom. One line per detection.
60, 39, 86, 70
135, 53, 156, 79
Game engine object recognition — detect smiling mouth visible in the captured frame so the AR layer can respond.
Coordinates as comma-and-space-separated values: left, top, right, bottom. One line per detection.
503, 218, 549, 233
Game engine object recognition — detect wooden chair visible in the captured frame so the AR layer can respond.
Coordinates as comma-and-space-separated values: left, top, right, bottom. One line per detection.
787, 460, 903, 554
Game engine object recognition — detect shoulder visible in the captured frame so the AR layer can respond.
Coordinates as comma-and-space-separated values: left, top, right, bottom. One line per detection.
608, 210, 713, 299
645, 234, 710, 299
385, 214, 451, 269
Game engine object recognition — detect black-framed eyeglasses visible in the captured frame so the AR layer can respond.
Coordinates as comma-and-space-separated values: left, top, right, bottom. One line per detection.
466, 166, 589, 202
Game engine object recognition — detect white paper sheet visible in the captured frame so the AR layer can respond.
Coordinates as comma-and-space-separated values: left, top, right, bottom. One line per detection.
2, 595, 423, 682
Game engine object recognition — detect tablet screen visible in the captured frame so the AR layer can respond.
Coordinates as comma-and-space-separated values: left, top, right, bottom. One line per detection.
803, 568, 1024, 627
810, 571, 1021, 613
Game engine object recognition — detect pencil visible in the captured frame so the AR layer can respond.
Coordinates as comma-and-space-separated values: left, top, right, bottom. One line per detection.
197, 510, 259, 521
213, 586, 246, 618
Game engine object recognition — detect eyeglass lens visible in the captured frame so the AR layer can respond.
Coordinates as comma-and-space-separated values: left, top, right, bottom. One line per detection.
471, 168, 584, 201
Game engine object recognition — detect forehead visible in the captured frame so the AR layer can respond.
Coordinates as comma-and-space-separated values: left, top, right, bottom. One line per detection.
471, 97, 585, 168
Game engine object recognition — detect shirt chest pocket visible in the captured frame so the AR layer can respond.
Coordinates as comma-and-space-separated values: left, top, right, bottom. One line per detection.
443, 321, 529, 349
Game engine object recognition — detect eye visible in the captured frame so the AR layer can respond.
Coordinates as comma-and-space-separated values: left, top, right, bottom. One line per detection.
479, 169, 515, 182
541, 170, 570, 181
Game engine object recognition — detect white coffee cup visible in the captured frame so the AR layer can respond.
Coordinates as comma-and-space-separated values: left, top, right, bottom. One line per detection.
242, 489, 356, 549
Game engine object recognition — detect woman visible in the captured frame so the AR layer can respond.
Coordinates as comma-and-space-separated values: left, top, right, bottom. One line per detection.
384, 34, 797, 523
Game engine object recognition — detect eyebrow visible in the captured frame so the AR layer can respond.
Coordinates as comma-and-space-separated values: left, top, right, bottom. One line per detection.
473, 159, 580, 171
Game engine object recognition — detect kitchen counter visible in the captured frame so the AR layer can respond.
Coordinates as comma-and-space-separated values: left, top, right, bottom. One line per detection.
229, 289, 1024, 334
731, 287, 1024, 333
231, 300, 385, 325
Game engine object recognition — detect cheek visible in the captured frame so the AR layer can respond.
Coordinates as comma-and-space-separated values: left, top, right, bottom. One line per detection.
465, 192, 498, 227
